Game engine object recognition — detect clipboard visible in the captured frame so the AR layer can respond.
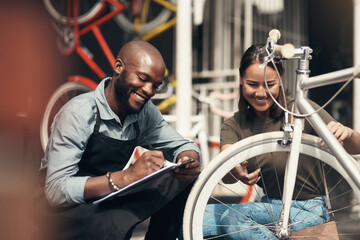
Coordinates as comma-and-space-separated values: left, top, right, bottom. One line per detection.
93, 159, 194, 204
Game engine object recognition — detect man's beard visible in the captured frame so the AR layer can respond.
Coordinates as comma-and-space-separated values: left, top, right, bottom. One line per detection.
114, 70, 145, 114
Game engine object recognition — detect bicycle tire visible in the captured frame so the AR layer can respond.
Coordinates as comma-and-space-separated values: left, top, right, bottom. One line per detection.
43, 0, 104, 25
183, 131, 360, 240
112, 0, 176, 35
40, 82, 92, 151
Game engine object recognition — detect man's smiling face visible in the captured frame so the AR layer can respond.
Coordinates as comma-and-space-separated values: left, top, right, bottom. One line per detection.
114, 58, 164, 114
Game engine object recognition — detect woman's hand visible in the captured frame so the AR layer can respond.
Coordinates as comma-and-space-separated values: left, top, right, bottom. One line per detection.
319, 121, 360, 154
325, 121, 353, 146
233, 161, 261, 185
223, 161, 261, 185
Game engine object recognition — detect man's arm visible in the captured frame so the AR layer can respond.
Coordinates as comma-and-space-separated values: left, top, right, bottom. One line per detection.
84, 150, 166, 200
138, 102, 201, 163
44, 109, 92, 207
137, 102, 202, 181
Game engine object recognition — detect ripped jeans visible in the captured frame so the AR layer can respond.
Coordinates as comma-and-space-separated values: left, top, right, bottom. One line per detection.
203, 196, 330, 240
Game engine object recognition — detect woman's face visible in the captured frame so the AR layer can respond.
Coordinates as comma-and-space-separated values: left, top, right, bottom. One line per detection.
241, 63, 280, 118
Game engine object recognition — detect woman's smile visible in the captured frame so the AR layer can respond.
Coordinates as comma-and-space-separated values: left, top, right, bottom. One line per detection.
241, 63, 280, 118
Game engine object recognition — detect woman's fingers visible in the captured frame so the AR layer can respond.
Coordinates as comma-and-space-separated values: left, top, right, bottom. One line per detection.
319, 121, 353, 147
237, 167, 261, 185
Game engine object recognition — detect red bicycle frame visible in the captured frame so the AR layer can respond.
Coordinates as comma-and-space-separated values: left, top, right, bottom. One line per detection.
61, 0, 125, 88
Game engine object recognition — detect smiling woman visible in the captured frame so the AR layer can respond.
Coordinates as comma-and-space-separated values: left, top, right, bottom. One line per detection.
241, 63, 280, 118
238, 44, 286, 120
201, 43, 345, 239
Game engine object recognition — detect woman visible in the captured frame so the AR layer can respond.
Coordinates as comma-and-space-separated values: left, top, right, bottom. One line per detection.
203, 44, 360, 239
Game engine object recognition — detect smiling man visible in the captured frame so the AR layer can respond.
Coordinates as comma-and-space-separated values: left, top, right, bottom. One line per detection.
40, 40, 201, 240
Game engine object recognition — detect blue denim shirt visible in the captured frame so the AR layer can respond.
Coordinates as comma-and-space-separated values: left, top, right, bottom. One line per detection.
40, 78, 200, 207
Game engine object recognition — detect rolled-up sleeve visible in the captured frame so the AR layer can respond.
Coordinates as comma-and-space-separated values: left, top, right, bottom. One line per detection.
43, 108, 92, 207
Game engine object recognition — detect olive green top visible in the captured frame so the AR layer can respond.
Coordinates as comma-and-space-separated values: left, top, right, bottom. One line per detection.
220, 100, 334, 199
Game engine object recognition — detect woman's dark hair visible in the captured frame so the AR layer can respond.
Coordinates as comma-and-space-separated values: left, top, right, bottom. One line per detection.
238, 44, 286, 119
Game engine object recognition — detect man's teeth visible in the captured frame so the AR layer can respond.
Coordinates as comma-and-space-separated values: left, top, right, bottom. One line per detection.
134, 93, 145, 101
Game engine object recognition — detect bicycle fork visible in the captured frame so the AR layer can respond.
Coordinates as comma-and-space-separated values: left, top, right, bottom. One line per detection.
275, 47, 311, 239
276, 116, 304, 239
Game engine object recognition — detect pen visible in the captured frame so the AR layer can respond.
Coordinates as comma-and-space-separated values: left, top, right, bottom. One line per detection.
144, 136, 167, 168
143, 136, 154, 150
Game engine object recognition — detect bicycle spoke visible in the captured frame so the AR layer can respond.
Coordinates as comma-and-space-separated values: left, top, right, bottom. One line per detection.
272, 152, 283, 199
224, 172, 279, 222
183, 132, 360, 240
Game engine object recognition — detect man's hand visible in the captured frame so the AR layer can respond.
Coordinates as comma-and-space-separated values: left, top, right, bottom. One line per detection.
173, 151, 201, 182
85, 150, 165, 200
126, 150, 165, 183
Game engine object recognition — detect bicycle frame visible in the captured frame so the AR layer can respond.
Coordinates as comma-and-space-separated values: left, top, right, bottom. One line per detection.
55, 0, 125, 84
277, 46, 360, 238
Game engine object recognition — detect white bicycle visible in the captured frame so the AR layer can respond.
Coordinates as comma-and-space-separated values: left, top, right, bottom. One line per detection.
183, 29, 360, 239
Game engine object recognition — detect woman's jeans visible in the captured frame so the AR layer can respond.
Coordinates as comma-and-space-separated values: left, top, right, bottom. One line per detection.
203, 196, 330, 240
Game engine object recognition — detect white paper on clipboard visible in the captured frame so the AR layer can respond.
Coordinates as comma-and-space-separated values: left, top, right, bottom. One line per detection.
93, 160, 193, 204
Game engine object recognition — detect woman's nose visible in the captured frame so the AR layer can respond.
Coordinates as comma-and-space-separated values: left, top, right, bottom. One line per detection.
255, 87, 266, 97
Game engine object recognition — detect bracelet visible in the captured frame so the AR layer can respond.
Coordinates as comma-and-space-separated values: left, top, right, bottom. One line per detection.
106, 172, 120, 192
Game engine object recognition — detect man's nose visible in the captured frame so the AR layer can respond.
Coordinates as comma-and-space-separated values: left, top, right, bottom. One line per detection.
143, 82, 155, 97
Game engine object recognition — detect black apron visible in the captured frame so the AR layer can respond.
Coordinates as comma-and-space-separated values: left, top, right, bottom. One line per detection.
37, 108, 193, 240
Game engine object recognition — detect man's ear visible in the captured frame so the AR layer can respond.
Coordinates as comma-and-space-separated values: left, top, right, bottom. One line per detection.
114, 59, 124, 75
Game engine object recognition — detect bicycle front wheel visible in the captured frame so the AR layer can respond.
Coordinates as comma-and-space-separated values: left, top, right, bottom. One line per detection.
40, 82, 92, 151
183, 132, 360, 240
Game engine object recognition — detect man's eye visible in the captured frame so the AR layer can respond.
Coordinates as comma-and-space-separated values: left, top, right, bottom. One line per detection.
136, 75, 146, 81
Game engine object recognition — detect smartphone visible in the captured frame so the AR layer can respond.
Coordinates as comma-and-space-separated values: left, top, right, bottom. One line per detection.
177, 158, 195, 167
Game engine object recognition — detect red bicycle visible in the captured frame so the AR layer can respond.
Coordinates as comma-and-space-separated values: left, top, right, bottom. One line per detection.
40, 0, 126, 151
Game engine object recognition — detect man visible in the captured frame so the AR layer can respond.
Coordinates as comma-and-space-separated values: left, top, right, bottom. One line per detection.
40, 40, 201, 240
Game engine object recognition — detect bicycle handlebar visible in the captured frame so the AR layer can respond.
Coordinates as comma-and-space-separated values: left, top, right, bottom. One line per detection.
266, 29, 295, 59
274, 43, 295, 59
268, 29, 281, 43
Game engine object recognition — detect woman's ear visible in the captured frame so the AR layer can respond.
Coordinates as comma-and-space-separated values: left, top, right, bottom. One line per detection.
239, 76, 244, 86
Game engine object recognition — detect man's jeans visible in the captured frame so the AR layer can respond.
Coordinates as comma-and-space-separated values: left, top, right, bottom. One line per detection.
203, 196, 330, 239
